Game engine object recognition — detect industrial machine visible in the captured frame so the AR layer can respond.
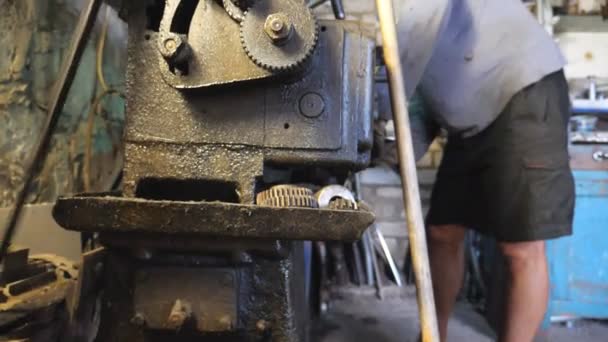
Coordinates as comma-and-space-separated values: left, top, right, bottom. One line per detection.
48, 0, 376, 340
0, 0, 441, 340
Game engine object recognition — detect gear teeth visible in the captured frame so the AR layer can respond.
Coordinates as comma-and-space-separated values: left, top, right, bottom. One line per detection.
328, 198, 358, 211
240, 0, 318, 72
256, 185, 319, 208
223, 0, 245, 22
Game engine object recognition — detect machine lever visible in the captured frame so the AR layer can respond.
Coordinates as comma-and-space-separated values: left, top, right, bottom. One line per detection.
330, 0, 345, 20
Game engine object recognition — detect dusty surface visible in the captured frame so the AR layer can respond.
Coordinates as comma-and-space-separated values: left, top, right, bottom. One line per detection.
313, 286, 608, 342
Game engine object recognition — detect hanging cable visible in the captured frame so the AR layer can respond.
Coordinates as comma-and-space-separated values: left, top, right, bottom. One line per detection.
96, 5, 110, 92
84, 4, 125, 192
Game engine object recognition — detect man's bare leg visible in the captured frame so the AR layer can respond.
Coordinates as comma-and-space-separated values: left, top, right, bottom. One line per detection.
498, 241, 548, 342
427, 224, 467, 342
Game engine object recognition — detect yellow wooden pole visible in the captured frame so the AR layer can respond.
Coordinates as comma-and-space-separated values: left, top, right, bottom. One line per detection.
374, 1, 440, 341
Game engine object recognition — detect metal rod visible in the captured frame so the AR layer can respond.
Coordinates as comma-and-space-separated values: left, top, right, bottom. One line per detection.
354, 174, 375, 286
370, 237, 384, 300
374, 225, 403, 287
330, 0, 345, 20
374, 0, 439, 341
362, 232, 375, 286
351, 242, 365, 285
0, 0, 104, 263
536, 0, 545, 25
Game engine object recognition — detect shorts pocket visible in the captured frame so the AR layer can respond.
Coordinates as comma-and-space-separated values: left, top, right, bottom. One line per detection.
521, 158, 574, 228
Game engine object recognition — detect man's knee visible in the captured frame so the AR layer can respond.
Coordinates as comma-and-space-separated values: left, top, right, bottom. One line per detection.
427, 224, 467, 247
499, 241, 546, 269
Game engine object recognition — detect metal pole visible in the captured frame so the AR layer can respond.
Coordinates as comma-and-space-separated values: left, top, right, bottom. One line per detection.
354, 174, 375, 286
0, 0, 104, 262
536, 0, 544, 25
374, 225, 403, 287
374, 1, 440, 341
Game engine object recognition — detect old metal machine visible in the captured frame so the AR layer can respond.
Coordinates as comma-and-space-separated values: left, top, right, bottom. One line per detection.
52, 0, 375, 340
0, 0, 439, 341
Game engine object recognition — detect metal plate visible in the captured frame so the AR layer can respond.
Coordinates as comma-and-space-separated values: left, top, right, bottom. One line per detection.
128, 24, 346, 150
263, 24, 342, 149
52, 196, 374, 241
134, 267, 238, 332
158, 0, 273, 88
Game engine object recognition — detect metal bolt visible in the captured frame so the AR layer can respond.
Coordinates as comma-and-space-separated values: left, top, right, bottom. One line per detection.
219, 315, 233, 330
164, 38, 177, 53
272, 20, 283, 31
298, 92, 325, 118
256, 319, 270, 332
130, 312, 145, 326
159, 35, 190, 65
264, 13, 293, 44
167, 299, 191, 330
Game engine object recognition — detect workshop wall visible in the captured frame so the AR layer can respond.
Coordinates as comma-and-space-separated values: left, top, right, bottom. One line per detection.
0, 0, 126, 207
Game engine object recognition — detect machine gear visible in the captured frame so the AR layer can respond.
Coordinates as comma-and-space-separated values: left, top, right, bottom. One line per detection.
223, 0, 245, 22
328, 197, 358, 210
240, 0, 318, 71
256, 185, 319, 208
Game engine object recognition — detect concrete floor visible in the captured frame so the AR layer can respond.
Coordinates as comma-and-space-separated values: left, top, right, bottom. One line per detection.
312, 286, 608, 342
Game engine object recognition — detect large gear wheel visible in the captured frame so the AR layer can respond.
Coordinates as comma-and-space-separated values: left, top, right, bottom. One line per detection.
256, 185, 319, 208
240, 0, 318, 72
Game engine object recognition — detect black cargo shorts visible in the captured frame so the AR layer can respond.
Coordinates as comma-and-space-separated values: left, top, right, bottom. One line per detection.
426, 70, 575, 242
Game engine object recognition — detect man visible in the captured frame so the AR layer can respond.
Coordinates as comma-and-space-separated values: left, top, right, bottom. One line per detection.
396, 1, 575, 341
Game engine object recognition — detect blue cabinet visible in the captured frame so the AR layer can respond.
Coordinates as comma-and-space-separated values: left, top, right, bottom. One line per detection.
546, 170, 608, 320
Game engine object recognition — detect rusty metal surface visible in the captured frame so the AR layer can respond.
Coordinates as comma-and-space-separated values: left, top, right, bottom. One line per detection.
99, 233, 287, 257
92, 243, 308, 342
154, 0, 274, 89
121, 19, 375, 202
134, 267, 238, 332
0, 250, 78, 341
123, 16, 374, 182
127, 29, 341, 146
47, 3, 378, 342
1, 246, 29, 283
53, 196, 375, 241
0, 253, 77, 313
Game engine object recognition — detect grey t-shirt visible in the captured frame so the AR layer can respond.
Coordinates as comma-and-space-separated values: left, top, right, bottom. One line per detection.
397, 0, 566, 137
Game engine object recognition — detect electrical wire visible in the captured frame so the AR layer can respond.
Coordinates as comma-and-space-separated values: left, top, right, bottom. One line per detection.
96, 5, 110, 92
84, 4, 125, 192
83, 88, 122, 192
